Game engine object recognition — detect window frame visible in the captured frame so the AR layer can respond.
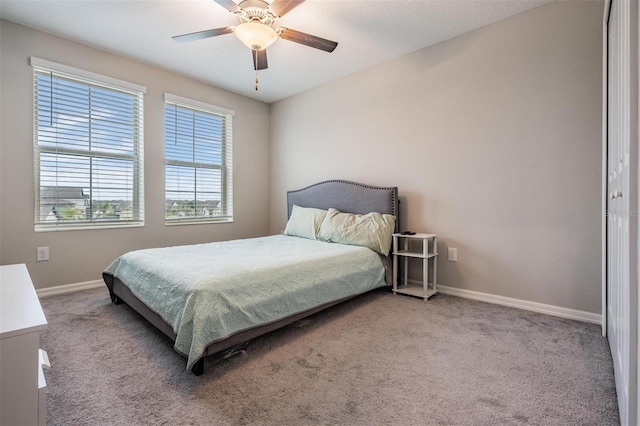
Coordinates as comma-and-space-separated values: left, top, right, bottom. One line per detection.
163, 93, 234, 225
31, 57, 146, 232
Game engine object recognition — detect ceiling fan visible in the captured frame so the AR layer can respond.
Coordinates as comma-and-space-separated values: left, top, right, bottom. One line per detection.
173, 0, 338, 77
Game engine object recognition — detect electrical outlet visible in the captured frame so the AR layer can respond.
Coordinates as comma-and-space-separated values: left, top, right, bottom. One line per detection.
37, 246, 49, 262
448, 247, 458, 262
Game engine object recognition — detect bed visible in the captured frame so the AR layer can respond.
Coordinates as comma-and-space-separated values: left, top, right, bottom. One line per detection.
102, 180, 399, 375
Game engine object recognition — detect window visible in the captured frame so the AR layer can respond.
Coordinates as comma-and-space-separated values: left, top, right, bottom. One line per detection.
164, 94, 234, 225
32, 58, 145, 231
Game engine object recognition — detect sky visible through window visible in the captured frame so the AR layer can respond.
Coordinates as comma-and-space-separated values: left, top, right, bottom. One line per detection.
35, 70, 143, 225
37, 74, 137, 201
164, 104, 225, 220
35, 70, 228, 224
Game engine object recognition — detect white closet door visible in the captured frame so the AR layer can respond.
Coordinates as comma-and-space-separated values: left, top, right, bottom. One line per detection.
605, 1, 639, 425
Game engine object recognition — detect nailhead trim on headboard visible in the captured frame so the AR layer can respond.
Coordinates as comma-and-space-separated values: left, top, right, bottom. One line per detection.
286, 180, 399, 232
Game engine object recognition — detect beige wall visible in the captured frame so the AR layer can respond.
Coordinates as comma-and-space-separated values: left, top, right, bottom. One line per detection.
269, 1, 604, 313
1, 1, 605, 313
0, 20, 271, 289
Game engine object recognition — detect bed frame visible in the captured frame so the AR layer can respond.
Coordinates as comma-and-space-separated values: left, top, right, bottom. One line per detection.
103, 180, 398, 375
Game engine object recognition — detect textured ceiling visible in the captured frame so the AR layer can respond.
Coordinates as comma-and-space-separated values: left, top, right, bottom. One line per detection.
0, 0, 553, 103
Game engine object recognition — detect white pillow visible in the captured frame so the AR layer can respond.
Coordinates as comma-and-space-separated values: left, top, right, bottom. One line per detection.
283, 205, 328, 240
317, 208, 396, 256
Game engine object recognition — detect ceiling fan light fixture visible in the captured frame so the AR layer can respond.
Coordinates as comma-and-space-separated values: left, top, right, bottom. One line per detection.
234, 22, 278, 50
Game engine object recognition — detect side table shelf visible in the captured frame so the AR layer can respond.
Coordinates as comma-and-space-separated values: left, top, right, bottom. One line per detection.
392, 233, 438, 300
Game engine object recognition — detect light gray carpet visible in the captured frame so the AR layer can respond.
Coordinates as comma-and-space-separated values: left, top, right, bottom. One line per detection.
40, 287, 619, 425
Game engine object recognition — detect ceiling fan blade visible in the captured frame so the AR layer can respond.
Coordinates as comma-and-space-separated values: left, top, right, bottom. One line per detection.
172, 27, 233, 43
213, 0, 241, 13
268, 0, 305, 17
252, 49, 268, 71
280, 28, 338, 53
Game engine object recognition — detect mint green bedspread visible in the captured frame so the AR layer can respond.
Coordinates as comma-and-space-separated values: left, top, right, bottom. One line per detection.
104, 234, 387, 370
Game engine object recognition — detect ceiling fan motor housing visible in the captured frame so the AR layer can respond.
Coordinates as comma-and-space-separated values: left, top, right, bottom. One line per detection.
237, 0, 276, 26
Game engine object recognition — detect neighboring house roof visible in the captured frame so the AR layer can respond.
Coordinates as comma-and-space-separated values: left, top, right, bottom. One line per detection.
40, 186, 89, 200
40, 200, 74, 208
200, 201, 220, 210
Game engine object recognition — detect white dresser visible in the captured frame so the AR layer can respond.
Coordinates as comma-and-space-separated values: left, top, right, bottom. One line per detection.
0, 264, 49, 425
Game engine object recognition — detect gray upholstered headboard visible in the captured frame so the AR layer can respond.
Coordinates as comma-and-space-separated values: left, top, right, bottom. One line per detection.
286, 180, 399, 232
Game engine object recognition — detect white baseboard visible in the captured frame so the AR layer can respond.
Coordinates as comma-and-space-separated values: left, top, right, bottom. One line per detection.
37, 279, 104, 298
36, 278, 602, 325
436, 283, 602, 325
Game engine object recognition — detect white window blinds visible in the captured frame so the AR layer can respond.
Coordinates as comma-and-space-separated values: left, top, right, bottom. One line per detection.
32, 58, 145, 231
164, 93, 234, 225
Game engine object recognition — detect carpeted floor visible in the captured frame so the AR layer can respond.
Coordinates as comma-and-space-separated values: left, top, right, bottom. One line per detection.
40, 287, 619, 425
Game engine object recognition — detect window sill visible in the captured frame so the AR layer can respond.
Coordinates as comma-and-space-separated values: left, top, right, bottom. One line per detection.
35, 222, 144, 232
165, 218, 233, 226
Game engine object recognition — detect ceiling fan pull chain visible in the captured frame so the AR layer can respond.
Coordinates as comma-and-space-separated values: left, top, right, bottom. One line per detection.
255, 72, 259, 91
